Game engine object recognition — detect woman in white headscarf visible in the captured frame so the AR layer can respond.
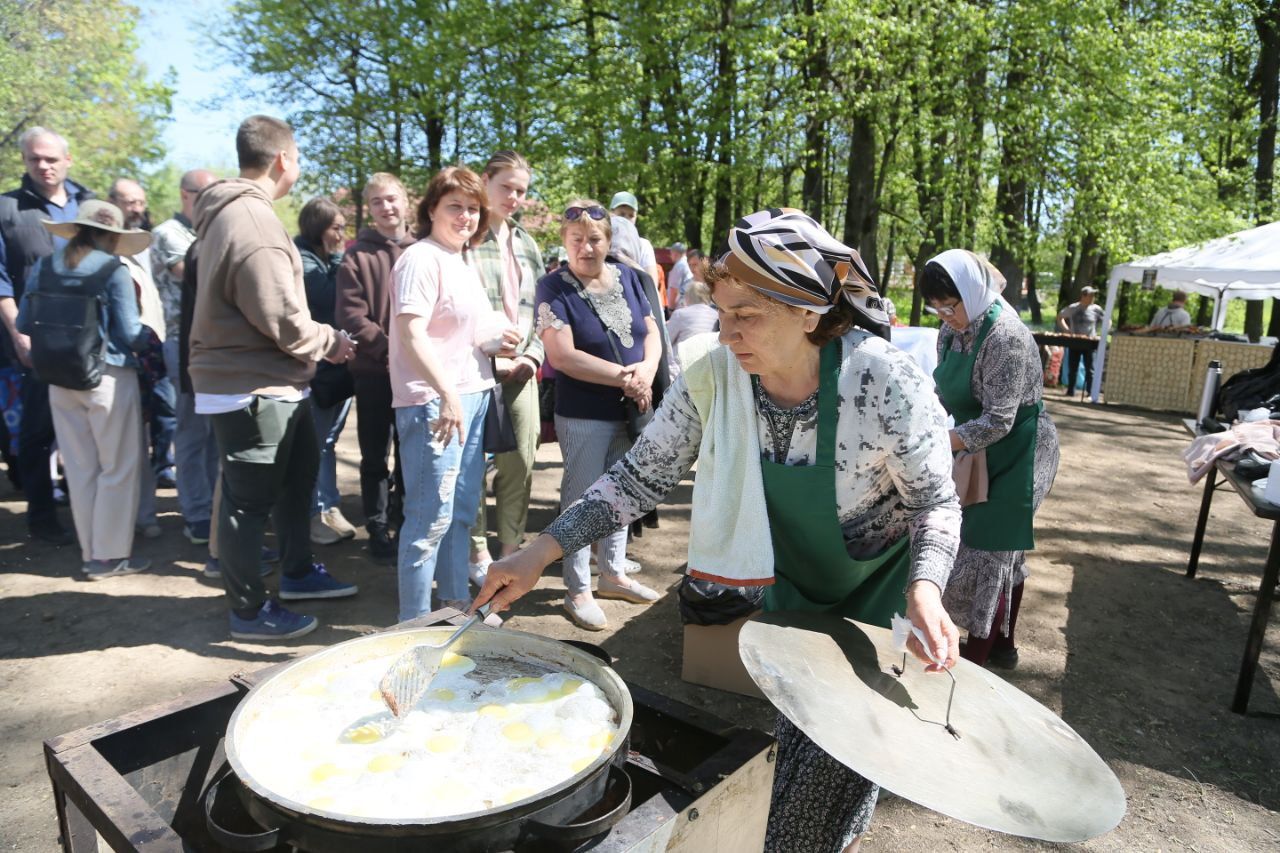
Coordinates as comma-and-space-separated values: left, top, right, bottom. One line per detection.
923, 249, 1059, 670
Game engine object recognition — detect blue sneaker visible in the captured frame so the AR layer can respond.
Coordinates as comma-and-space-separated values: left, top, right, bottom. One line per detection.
279, 563, 358, 601
202, 557, 274, 579
229, 600, 317, 640
261, 545, 281, 563
184, 520, 211, 545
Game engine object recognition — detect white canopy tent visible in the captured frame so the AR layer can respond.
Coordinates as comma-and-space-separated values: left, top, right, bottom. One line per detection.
1091, 221, 1280, 401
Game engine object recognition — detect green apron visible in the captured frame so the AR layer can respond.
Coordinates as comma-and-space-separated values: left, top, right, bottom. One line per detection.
933, 302, 1040, 552
761, 340, 911, 627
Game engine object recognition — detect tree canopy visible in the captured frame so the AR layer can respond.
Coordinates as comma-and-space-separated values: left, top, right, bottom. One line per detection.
0, 0, 173, 196
213, 0, 1276, 323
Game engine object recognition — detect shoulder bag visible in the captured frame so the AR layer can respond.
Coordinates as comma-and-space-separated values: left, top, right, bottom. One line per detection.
566, 267, 653, 441
482, 362, 519, 453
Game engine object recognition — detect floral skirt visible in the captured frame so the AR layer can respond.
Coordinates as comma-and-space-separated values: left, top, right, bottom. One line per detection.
764, 714, 878, 852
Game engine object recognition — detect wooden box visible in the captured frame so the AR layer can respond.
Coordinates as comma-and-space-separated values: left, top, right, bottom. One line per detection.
681, 615, 766, 700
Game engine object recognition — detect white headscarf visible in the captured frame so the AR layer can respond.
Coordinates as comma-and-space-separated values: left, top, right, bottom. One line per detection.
928, 249, 1010, 320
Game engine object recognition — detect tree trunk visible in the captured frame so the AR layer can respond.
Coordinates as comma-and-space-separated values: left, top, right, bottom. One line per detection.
842, 111, 879, 282
959, 61, 987, 247
1196, 294, 1213, 326
881, 219, 897, 294
1246, 300, 1265, 340
710, 0, 736, 248
910, 240, 935, 327
426, 115, 444, 172
1058, 240, 1077, 312
990, 20, 1030, 305
800, 0, 828, 217
1026, 251, 1041, 325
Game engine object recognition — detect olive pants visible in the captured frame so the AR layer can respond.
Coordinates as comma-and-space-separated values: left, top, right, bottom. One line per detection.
470, 375, 540, 554
210, 397, 318, 611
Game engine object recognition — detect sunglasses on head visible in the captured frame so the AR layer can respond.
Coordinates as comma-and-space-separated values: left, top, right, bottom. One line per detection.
564, 205, 607, 222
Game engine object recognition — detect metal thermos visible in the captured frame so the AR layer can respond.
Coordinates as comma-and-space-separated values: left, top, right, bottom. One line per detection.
1198, 359, 1223, 425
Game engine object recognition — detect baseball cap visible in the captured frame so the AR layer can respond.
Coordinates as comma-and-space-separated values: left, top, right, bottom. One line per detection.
609, 191, 639, 212
1081, 286, 1098, 295
670, 241, 686, 252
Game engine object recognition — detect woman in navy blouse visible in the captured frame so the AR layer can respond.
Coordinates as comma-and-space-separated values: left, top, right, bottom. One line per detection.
534, 200, 663, 630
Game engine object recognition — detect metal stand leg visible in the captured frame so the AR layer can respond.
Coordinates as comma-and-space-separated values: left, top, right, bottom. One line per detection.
1232, 520, 1280, 714
1187, 466, 1218, 579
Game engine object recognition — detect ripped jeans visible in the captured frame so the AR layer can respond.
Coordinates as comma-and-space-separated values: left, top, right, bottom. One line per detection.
394, 391, 489, 622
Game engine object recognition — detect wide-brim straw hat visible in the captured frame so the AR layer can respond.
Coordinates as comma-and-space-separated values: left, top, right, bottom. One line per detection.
42, 200, 151, 256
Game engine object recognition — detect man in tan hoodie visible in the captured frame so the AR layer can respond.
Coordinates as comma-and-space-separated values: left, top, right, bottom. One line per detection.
190, 115, 358, 641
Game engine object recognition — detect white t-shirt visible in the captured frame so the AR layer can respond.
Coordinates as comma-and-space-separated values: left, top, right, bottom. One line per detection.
389, 239, 496, 408
637, 237, 657, 273
668, 257, 691, 306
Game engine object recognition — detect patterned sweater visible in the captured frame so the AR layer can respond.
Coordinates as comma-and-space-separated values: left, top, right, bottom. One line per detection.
937, 305, 1046, 451
546, 330, 961, 590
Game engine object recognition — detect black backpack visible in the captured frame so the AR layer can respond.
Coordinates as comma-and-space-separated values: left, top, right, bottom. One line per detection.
27, 257, 120, 390
1216, 342, 1280, 421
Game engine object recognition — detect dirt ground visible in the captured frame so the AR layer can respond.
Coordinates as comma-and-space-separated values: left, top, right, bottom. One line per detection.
2, 395, 1279, 851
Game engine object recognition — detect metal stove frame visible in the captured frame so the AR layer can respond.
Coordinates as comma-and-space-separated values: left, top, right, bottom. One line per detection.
44, 610, 775, 852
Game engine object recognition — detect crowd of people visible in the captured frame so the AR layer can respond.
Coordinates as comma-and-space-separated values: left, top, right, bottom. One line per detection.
1, 114, 1066, 852
0, 119, 706, 638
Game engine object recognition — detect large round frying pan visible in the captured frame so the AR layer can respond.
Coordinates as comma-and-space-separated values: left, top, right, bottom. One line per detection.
208, 626, 633, 852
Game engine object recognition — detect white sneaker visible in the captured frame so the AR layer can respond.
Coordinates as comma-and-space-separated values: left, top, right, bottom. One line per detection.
310, 514, 342, 545
469, 552, 492, 587
563, 594, 607, 631
321, 507, 357, 540
589, 553, 642, 575
596, 575, 660, 604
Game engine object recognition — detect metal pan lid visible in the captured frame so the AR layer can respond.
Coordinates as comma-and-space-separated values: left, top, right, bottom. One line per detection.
738, 611, 1125, 842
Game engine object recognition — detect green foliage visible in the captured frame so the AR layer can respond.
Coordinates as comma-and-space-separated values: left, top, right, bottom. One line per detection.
0, 0, 173, 195
212, 0, 1274, 309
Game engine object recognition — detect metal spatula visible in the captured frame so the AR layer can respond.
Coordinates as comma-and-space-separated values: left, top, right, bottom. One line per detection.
378, 605, 491, 718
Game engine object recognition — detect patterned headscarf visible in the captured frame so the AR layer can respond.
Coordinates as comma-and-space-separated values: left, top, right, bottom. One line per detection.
723, 208, 891, 340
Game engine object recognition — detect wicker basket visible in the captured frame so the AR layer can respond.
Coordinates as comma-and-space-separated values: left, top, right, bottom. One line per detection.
1102, 335, 1197, 411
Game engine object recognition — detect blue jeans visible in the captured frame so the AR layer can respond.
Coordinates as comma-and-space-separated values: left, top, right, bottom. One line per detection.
395, 391, 489, 621
311, 396, 352, 515
163, 338, 218, 525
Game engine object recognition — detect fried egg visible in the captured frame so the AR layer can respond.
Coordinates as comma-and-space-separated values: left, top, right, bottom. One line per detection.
235, 651, 620, 821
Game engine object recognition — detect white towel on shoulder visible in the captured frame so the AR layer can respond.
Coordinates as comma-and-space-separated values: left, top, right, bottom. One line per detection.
679, 333, 775, 586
